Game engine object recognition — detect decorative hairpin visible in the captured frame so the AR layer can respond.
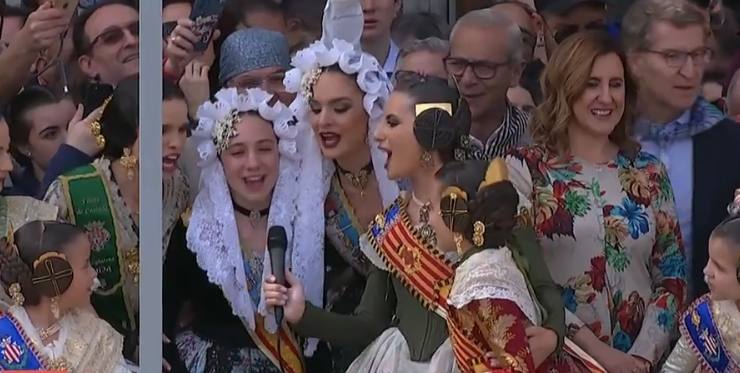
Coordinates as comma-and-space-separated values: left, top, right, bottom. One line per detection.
415, 103, 452, 117
479, 158, 508, 191
301, 67, 324, 101
90, 96, 113, 150
213, 108, 241, 155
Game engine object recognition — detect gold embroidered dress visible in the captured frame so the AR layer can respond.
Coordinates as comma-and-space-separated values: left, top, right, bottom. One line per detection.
663, 295, 740, 373
2, 306, 131, 372
163, 168, 189, 253
43, 158, 139, 338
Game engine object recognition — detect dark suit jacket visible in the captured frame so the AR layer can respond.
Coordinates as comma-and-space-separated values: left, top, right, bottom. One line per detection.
689, 118, 740, 300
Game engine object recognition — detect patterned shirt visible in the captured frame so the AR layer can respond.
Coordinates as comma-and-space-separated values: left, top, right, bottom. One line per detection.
506, 145, 687, 365
465, 104, 530, 161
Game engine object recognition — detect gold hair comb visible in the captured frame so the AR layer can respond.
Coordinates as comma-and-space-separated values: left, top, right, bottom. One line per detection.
415, 103, 452, 117
479, 158, 508, 191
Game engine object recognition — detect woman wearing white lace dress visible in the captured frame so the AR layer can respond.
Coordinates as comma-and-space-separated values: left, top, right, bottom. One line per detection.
0, 220, 132, 372
174, 87, 323, 372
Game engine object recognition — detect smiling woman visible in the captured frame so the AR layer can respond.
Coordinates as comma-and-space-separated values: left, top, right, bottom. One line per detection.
506, 31, 686, 372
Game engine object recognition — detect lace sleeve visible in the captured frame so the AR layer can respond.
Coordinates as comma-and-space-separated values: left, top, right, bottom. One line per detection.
43, 179, 69, 222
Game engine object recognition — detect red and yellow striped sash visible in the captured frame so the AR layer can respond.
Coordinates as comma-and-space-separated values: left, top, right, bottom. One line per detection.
246, 315, 305, 373
368, 198, 454, 319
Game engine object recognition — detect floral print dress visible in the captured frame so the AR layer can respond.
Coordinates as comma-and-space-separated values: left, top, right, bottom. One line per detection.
505, 145, 687, 365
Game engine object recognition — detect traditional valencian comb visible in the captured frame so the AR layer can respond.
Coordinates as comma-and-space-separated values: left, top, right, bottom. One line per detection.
415, 103, 452, 116
479, 157, 508, 191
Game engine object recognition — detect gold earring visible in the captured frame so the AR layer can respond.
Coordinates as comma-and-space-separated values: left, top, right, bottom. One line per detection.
473, 221, 485, 247
50, 297, 60, 319
453, 233, 464, 255
9, 283, 24, 306
120, 148, 138, 180
420, 151, 433, 168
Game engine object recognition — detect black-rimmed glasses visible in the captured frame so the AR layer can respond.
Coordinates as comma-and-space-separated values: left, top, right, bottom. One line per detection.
443, 57, 509, 80
642, 48, 713, 69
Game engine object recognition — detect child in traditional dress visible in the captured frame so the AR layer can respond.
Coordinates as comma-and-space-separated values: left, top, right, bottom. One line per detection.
663, 194, 740, 373
0, 220, 133, 371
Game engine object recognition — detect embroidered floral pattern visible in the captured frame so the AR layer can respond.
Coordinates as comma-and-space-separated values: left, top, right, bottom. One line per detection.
507, 145, 687, 364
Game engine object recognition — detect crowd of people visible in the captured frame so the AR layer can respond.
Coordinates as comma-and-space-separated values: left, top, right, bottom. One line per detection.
0, 0, 739, 372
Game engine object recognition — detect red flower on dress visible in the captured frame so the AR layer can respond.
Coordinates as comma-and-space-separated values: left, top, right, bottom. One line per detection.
587, 256, 607, 292
616, 291, 645, 338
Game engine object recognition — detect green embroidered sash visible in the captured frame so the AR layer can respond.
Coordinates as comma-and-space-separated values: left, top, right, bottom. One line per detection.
60, 165, 136, 335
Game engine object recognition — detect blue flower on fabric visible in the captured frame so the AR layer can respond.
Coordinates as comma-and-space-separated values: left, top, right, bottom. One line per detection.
657, 309, 675, 331
658, 247, 687, 278
612, 330, 633, 352
611, 198, 650, 239
562, 287, 578, 313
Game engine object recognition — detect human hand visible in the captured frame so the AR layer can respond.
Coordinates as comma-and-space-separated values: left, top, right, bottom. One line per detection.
179, 61, 211, 118
164, 19, 200, 76
525, 326, 557, 367
263, 271, 306, 324
66, 104, 105, 156
16, 2, 69, 53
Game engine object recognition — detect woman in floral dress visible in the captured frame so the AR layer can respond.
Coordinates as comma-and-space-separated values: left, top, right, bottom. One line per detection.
506, 31, 687, 372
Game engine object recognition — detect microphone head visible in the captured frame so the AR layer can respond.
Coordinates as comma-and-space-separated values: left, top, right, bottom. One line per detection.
267, 225, 287, 250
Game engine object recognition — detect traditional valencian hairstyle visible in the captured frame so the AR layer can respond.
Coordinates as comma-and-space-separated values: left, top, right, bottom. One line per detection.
391, 75, 472, 164
187, 87, 324, 343
438, 158, 519, 252
0, 221, 88, 307
530, 31, 639, 159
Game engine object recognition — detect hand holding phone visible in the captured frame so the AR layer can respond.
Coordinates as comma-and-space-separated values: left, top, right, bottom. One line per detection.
189, 0, 225, 52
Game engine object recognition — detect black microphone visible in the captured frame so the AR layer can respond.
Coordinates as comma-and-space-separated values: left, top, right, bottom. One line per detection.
267, 225, 287, 326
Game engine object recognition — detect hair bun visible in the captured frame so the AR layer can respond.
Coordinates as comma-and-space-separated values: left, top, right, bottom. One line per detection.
31, 253, 74, 298
414, 107, 457, 151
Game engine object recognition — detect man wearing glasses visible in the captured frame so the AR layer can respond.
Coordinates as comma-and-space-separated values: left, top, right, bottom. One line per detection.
446, 9, 529, 160
72, 0, 138, 86
624, 0, 740, 303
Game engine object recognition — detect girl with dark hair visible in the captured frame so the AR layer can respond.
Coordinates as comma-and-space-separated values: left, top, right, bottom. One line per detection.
161, 79, 189, 252
264, 76, 563, 372
4, 86, 75, 197
664, 194, 740, 373
0, 220, 133, 371
171, 86, 322, 372
436, 159, 601, 372
43, 75, 141, 360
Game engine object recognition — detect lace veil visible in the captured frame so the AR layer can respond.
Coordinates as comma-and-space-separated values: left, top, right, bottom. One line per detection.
186, 88, 315, 334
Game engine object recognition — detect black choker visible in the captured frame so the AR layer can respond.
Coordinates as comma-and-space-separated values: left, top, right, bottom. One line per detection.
335, 161, 374, 195
233, 202, 269, 226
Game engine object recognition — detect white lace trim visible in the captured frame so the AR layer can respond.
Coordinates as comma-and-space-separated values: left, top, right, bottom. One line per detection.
187, 88, 303, 332
284, 39, 399, 207
448, 248, 542, 325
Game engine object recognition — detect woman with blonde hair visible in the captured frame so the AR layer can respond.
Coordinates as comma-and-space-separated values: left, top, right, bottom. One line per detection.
506, 31, 686, 372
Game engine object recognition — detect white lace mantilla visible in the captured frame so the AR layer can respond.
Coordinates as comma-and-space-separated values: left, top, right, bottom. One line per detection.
284, 38, 399, 207
448, 248, 542, 326
187, 88, 309, 334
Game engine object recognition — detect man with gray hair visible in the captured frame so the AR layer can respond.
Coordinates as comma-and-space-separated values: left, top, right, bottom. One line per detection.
394, 37, 449, 81
624, 0, 740, 302
447, 8, 529, 160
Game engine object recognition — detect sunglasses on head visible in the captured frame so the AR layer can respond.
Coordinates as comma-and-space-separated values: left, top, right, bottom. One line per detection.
86, 20, 139, 52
